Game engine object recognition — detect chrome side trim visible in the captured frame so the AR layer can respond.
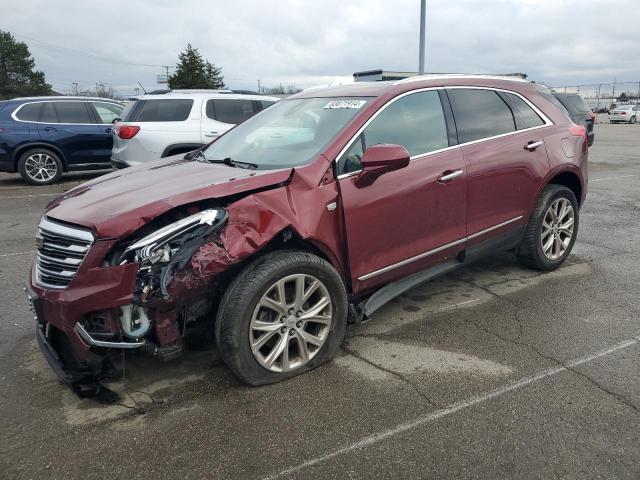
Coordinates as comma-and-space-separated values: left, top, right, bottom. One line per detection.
334, 86, 553, 180
357, 215, 524, 281
438, 169, 463, 182
467, 215, 524, 240
11, 100, 123, 126
358, 238, 466, 281
74, 323, 144, 349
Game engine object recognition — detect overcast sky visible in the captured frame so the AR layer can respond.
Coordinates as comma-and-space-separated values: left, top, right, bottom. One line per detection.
3, 0, 640, 96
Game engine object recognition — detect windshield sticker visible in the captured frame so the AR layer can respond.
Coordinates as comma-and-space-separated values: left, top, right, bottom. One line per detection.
324, 99, 367, 109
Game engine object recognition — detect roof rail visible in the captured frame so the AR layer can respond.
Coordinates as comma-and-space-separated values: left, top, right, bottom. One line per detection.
168, 89, 233, 94
394, 74, 528, 85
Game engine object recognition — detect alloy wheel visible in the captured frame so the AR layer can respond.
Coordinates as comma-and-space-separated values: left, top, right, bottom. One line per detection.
249, 274, 332, 373
24, 153, 58, 183
541, 197, 575, 260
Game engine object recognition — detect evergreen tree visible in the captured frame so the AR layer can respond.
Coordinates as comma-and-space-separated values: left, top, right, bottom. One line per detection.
168, 44, 225, 89
0, 30, 52, 99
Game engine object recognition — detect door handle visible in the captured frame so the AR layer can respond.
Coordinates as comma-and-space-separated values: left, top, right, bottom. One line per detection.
437, 169, 463, 183
105, 128, 112, 134
43, 127, 57, 132
524, 140, 544, 151
204, 131, 218, 137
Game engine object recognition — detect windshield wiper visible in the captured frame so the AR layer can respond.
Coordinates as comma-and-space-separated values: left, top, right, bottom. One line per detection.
206, 157, 259, 170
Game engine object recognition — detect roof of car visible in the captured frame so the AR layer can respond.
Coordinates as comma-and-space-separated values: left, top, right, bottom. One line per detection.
139, 91, 280, 102
291, 75, 536, 99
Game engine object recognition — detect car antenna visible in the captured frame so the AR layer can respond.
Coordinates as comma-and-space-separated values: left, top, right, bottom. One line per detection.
137, 81, 148, 94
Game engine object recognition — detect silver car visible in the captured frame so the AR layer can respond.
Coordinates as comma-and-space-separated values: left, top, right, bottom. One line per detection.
111, 90, 279, 168
609, 104, 639, 124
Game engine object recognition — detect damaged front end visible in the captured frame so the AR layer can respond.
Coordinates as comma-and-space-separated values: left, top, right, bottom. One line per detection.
30, 208, 230, 402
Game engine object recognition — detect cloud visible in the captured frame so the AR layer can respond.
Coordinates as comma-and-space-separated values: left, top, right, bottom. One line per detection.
3, 0, 639, 96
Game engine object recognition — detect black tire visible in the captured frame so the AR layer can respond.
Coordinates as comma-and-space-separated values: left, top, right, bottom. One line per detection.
17, 148, 63, 185
630, 116, 636, 124
517, 184, 579, 271
215, 250, 348, 386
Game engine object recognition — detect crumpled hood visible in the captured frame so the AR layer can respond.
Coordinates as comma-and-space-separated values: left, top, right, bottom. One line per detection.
45, 156, 293, 239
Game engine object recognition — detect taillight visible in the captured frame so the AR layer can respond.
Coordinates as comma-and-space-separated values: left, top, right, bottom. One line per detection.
568, 125, 587, 137
621, 112, 626, 115
115, 124, 140, 139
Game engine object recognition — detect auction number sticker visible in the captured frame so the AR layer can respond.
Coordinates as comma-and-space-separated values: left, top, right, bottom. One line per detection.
324, 99, 367, 109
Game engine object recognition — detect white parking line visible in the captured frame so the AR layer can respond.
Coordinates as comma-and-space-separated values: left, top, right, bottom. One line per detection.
591, 174, 639, 183
0, 193, 59, 199
263, 336, 639, 480
0, 251, 35, 258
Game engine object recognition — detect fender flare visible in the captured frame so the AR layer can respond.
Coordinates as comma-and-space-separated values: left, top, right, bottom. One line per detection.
161, 143, 203, 158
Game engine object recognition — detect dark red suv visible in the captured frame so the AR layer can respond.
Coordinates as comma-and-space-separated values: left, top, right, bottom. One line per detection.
26, 76, 588, 397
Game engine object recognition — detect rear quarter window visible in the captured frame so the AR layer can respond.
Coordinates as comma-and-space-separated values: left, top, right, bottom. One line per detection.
15, 103, 42, 121
447, 89, 516, 143
53, 102, 94, 123
499, 92, 545, 130
206, 98, 259, 124
126, 99, 193, 122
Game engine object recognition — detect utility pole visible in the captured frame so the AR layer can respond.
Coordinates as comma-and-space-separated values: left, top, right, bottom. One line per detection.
596, 84, 601, 112
611, 78, 616, 101
163, 65, 170, 86
95, 83, 99, 97
418, 0, 426, 74
635, 81, 640, 114
258, 79, 261, 94
72, 82, 78, 96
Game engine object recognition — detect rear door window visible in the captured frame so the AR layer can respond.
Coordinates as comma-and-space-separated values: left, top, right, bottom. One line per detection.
90, 102, 123, 123
39, 102, 59, 123
52, 102, 95, 123
499, 92, 545, 130
127, 99, 193, 122
447, 89, 516, 143
15, 103, 42, 122
206, 98, 260, 124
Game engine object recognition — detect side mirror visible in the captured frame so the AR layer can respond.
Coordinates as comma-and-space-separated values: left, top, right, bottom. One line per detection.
112, 117, 121, 124
354, 144, 410, 188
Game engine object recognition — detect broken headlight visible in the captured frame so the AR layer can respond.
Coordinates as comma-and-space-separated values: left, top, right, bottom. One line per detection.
120, 209, 228, 266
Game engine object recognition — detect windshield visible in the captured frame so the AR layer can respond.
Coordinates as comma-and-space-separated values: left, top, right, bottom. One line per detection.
200, 97, 370, 169
616, 105, 634, 110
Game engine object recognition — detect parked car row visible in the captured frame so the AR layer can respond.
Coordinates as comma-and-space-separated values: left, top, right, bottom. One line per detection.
0, 91, 279, 184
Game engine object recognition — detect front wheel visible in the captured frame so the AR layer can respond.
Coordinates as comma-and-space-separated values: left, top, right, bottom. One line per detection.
215, 250, 347, 385
517, 185, 579, 271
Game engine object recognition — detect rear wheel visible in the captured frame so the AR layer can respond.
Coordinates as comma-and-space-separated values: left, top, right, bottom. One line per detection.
17, 148, 63, 185
215, 250, 347, 385
630, 116, 636, 124
517, 185, 579, 270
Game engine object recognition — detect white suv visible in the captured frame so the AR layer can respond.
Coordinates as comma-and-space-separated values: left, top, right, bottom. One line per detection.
111, 90, 279, 168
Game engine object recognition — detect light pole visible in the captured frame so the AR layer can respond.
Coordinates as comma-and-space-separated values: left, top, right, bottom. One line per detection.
418, 0, 426, 74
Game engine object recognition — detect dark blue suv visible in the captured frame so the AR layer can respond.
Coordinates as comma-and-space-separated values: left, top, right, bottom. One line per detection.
0, 97, 124, 185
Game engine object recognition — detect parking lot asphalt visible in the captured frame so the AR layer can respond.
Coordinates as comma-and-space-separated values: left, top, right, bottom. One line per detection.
1, 123, 639, 479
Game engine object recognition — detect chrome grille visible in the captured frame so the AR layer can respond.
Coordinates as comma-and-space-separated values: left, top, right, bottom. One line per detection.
36, 217, 94, 289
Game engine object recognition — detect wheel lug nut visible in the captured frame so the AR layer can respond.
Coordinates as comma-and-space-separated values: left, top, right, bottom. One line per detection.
280, 327, 287, 334
289, 329, 295, 336
296, 311, 302, 317
288, 308, 294, 315
296, 321, 303, 328
280, 317, 286, 323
